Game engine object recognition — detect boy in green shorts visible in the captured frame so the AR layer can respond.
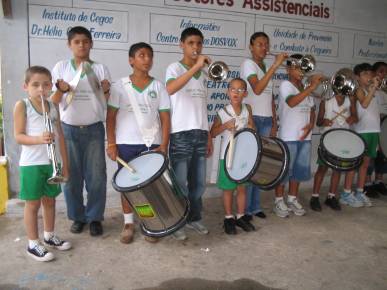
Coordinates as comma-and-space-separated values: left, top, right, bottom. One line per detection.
210, 78, 256, 234
340, 63, 381, 207
13, 66, 71, 262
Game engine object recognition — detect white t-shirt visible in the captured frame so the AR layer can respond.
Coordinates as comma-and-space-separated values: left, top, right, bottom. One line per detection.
240, 58, 273, 117
352, 90, 380, 133
19, 98, 60, 166
217, 104, 249, 158
108, 78, 170, 145
51, 59, 111, 126
278, 80, 315, 141
375, 89, 387, 115
165, 62, 209, 133
322, 97, 351, 133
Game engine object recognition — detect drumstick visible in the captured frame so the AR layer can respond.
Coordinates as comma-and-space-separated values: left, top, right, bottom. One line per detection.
330, 108, 348, 122
226, 128, 236, 169
116, 156, 137, 174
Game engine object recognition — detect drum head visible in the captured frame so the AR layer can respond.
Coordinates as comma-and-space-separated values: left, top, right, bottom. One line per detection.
380, 117, 387, 157
224, 129, 261, 183
112, 152, 166, 192
322, 129, 365, 160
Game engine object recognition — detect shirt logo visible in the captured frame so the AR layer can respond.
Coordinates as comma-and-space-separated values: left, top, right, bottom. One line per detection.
148, 90, 157, 99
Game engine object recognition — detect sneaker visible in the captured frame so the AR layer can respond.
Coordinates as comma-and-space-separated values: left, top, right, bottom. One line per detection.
244, 214, 253, 222
235, 215, 255, 232
310, 196, 322, 212
287, 198, 306, 216
273, 199, 289, 218
186, 221, 209, 235
340, 191, 363, 207
373, 182, 387, 195
324, 196, 341, 211
223, 218, 237, 235
364, 185, 380, 199
27, 244, 54, 262
44, 235, 72, 251
120, 223, 135, 244
172, 229, 187, 241
355, 191, 372, 207
70, 221, 86, 234
254, 211, 266, 219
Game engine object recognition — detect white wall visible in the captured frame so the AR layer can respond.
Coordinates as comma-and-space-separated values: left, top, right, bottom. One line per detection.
1, 0, 387, 195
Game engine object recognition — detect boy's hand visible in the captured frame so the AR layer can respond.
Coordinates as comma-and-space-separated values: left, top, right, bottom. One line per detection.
309, 74, 324, 89
346, 115, 357, 125
101, 79, 111, 94
62, 165, 69, 181
322, 118, 333, 127
273, 53, 288, 68
370, 76, 380, 91
224, 118, 236, 131
106, 145, 118, 161
206, 134, 213, 158
154, 144, 167, 154
270, 123, 278, 137
299, 123, 313, 141
55, 79, 70, 93
40, 131, 53, 144
195, 54, 211, 69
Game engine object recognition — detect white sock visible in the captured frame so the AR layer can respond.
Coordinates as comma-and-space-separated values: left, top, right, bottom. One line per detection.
124, 213, 134, 224
236, 214, 244, 219
275, 197, 283, 203
357, 188, 364, 193
225, 215, 234, 219
365, 182, 372, 186
43, 231, 54, 240
343, 188, 351, 194
28, 239, 40, 249
327, 192, 335, 198
312, 193, 319, 197
287, 195, 296, 202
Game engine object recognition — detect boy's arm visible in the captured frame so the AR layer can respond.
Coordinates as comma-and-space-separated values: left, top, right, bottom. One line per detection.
247, 53, 287, 95
355, 83, 377, 109
270, 97, 277, 136
156, 111, 171, 154
246, 104, 256, 130
300, 107, 316, 141
210, 115, 235, 137
106, 107, 118, 161
166, 55, 209, 95
55, 111, 69, 179
346, 95, 358, 125
316, 100, 328, 127
286, 76, 322, 108
13, 100, 50, 145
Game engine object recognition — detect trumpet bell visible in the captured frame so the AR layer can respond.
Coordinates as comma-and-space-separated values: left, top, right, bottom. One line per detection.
208, 61, 229, 82
47, 175, 67, 185
331, 68, 357, 96
299, 54, 316, 73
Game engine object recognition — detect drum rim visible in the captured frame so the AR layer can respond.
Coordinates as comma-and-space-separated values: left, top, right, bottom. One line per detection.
379, 116, 387, 157
224, 128, 262, 183
318, 146, 362, 171
251, 137, 290, 190
320, 128, 367, 162
111, 151, 168, 193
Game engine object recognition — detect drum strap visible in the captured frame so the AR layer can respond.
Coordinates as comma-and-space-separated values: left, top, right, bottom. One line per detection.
222, 105, 247, 130
121, 77, 159, 148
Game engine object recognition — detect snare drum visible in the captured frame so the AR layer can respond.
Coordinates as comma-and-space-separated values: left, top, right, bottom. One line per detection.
318, 128, 366, 171
380, 116, 387, 157
112, 151, 189, 237
224, 128, 289, 190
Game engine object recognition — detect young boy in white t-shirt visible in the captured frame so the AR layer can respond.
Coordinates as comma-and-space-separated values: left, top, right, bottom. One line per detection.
51, 26, 111, 236
106, 42, 170, 244
274, 54, 322, 218
210, 78, 255, 235
165, 27, 213, 240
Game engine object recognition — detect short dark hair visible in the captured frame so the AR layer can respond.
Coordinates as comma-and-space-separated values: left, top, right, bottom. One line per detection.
129, 42, 153, 58
353, 63, 373, 76
24, 66, 52, 84
372, 61, 387, 72
249, 32, 269, 45
228, 78, 247, 90
67, 26, 92, 42
180, 27, 204, 42
286, 54, 302, 67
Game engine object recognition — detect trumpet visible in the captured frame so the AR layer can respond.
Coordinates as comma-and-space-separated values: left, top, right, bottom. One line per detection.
40, 95, 67, 184
304, 74, 331, 99
268, 53, 316, 74
331, 68, 357, 97
207, 61, 229, 82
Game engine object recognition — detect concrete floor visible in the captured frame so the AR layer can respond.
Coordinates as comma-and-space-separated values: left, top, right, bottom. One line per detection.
1, 185, 387, 290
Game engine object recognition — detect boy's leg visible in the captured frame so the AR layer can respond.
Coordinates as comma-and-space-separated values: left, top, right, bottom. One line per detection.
83, 122, 107, 235
324, 171, 342, 210
235, 185, 255, 231
24, 200, 41, 241
340, 170, 363, 207
310, 164, 327, 211
223, 190, 233, 216
61, 123, 87, 231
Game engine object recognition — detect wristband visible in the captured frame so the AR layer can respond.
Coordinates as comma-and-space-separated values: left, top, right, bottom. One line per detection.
107, 143, 116, 148
55, 82, 70, 93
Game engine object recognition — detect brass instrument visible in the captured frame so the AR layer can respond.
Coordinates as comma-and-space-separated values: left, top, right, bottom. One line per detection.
268, 53, 316, 74
331, 68, 357, 96
207, 61, 229, 82
40, 95, 67, 184
379, 77, 387, 93
304, 74, 331, 99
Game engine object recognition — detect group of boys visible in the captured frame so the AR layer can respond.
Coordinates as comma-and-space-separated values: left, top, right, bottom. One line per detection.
14, 25, 387, 263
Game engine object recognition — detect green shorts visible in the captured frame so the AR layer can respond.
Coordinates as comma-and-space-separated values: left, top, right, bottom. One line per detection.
217, 159, 247, 190
19, 165, 61, 200
360, 133, 379, 158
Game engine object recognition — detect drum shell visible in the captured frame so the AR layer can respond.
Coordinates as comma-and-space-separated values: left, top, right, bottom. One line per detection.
112, 152, 189, 238
224, 129, 289, 190
318, 128, 365, 171
249, 137, 289, 190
